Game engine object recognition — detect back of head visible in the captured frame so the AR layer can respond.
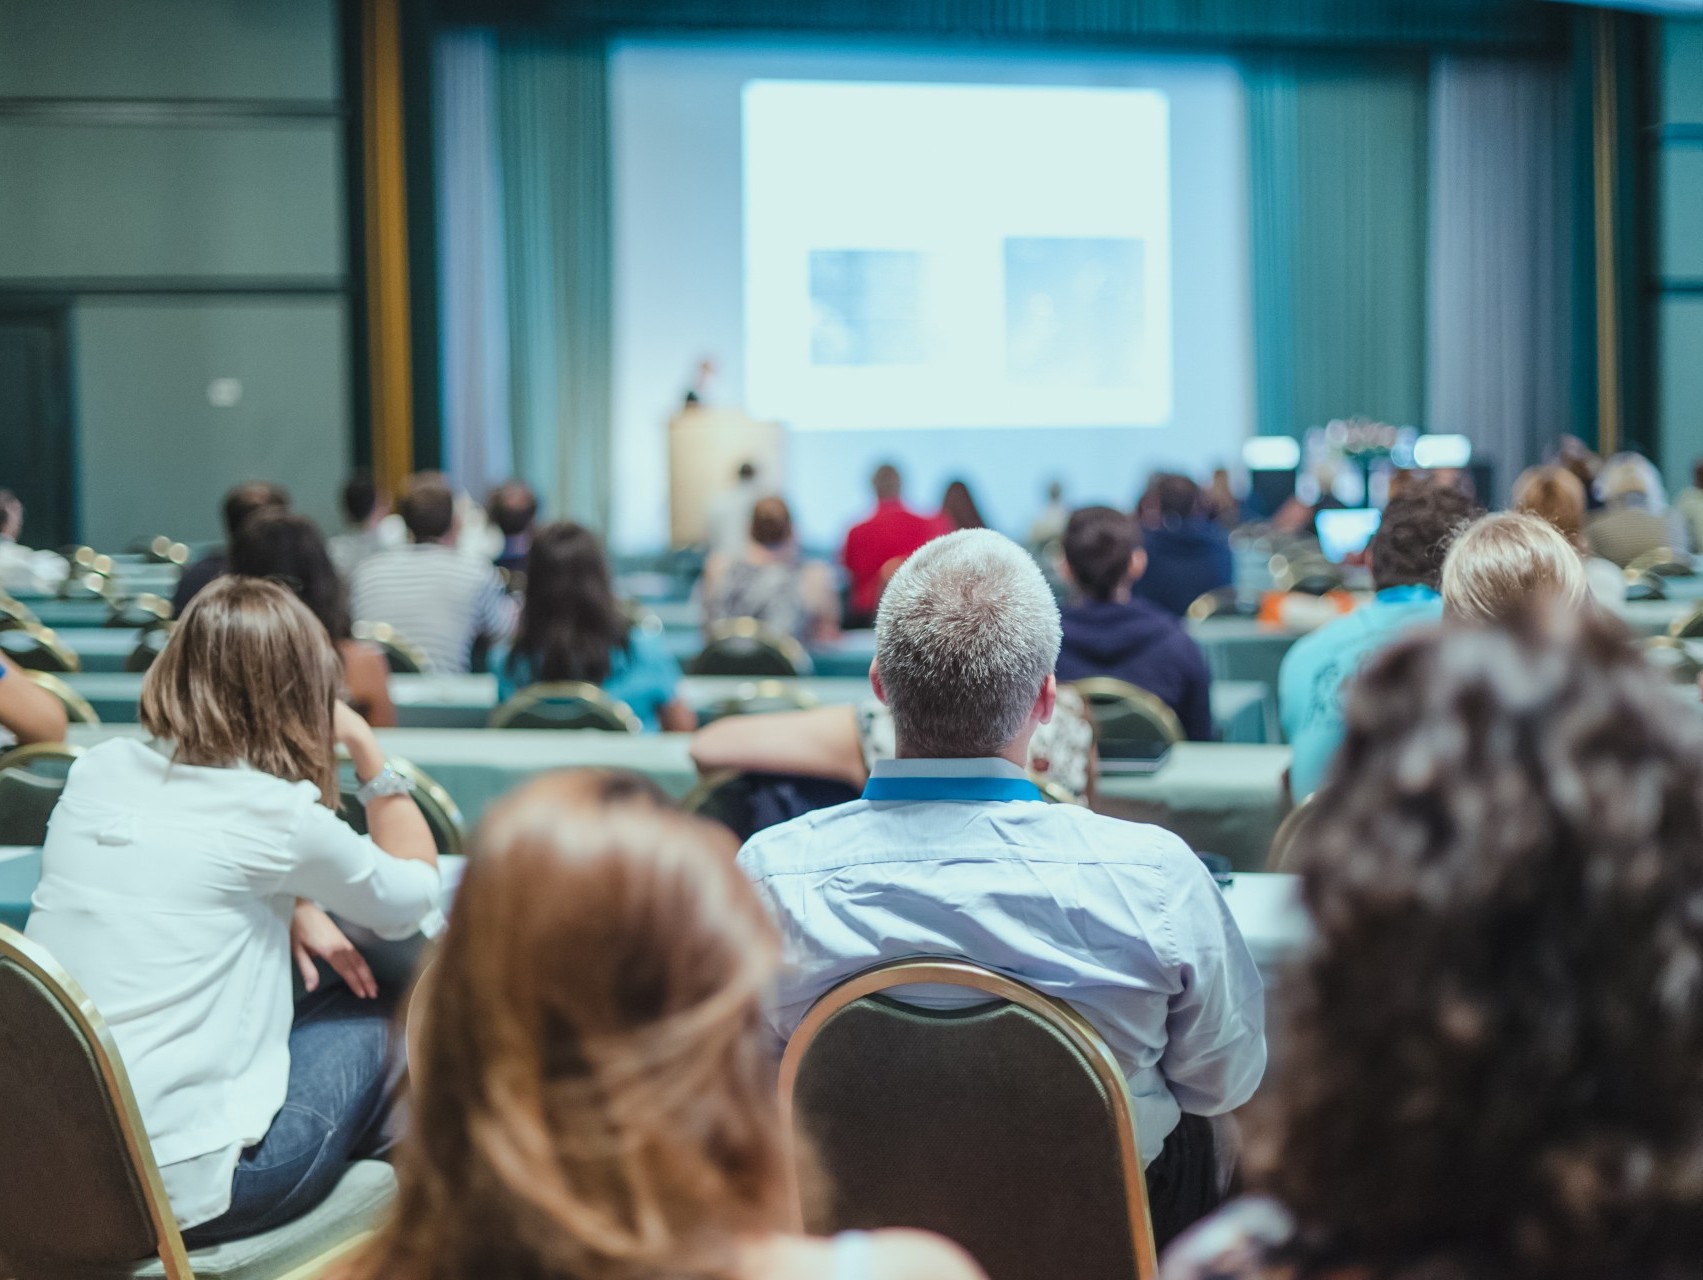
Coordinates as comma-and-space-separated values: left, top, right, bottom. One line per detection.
230, 510, 351, 642
221, 481, 289, 543
1370, 481, 1481, 591
875, 529, 1061, 757
1063, 506, 1141, 602
1511, 465, 1587, 548
1442, 512, 1588, 626
748, 496, 793, 549
872, 464, 902, 502
140, 576, 339, 804
1597, 452, 1666, 511
1255, 615, 1703, 1280
516, 522, 630, 685
1154, 473, 1202, 524
350, 770, 786, 1280
940, 480, 984, 531
400, 474, 456, 543
486, 481, 539, 539
342, 472, 378, 525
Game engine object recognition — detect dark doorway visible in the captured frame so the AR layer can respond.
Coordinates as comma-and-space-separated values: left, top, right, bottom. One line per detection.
0, 305, 76, 550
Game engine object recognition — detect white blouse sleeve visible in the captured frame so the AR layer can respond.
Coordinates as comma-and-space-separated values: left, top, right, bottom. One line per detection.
277, 800, 441, 941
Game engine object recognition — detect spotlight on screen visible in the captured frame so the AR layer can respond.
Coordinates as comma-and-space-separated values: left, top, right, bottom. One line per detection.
1412, 434, 1473, 470
1242, 436, 1301, 471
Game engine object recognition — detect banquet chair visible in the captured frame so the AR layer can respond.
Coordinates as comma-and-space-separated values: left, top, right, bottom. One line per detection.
59, 570, 114, 602
141, 536, 192, 567
696, 678, 818, 725
0, 596, 42, 632
1625, 571, 1667, 602
1185, 587, 1238, 622
1641, 636, 1703, 684
689, 618, 812, 678
126, 626, 173, 673
1266, 791, 1320, 872
1625, 548, 1695, 580
781, 958, 1158, 1280
337, 757, 465, 857
1668, 604, 1703, 641
24, 671, 100, 726
1068, 677, 1185, 759
0, 925, 393, 1280
0, 626, 81, 674
488, 682, 643, 733
351, 622, 430, 674
106, 594, 173, 629
0, 743, 83, 847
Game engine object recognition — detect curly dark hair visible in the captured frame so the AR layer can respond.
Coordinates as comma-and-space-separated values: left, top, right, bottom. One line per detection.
1250, 610, 1703, 1280
1369, 481, 1480, 591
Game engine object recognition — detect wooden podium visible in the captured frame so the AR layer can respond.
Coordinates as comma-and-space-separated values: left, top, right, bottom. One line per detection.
667, 406, 784, 547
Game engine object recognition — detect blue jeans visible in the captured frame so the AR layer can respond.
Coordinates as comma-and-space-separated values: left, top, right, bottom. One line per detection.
181, 985, 403, 1247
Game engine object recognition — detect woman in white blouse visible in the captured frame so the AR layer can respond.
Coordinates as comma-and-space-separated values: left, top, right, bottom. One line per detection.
26, 577, 440, 1244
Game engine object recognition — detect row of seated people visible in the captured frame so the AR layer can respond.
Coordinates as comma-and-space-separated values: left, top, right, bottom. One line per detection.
3, 518, 1692, 1280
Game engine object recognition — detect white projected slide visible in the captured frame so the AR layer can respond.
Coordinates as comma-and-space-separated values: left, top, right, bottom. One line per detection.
743, 81, 1172, 431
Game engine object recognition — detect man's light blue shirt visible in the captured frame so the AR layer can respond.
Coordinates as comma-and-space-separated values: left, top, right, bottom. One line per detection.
736, 756, 1267, 1164
1278, 585, 1444, 799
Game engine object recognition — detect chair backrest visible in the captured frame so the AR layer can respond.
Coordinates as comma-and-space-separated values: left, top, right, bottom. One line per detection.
0, 743, 84, 847
1068, 677, 1184, 758
1185, 587, 1238, 622
0, 625, 81, 674
59, 570, 113, 601
1625, 571, 1667, 602
781, 959, 1157, 1280
337, 757, 465, 856
697, 678, 820, 725
105, 593, 173, 629
1626, 548, 1694, 580
24, 671, 100, 725
688, 618, 812, 678
1669, 605, 1703, 640
1641, 635, 1703, 684
352, 622, 431, 674
0, 925, 192, 1279
1266, 791, 1320, 872
683, 770, 860, 843
142, 536, 191, 566
488, 681, 643, 732
126, 624, 173, 673
0, 596, 42, 632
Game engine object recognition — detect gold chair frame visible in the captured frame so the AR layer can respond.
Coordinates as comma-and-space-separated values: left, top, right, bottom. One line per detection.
0, 926, 378, 1280
487, 681, 643, 734
1668, 604, 1703, 641
0, 739, 85, 774
1068, 677, 1186, 746
778, 958, 1159, 1280
1626, 548, 1694, 581
107, 593, 173, 629
701, 678, 820, 721
1266, 791, 1318, 872
351, 622, 431, 674
392, 758, 465, 857
0, 596, 42, 631
2, 624, 83, 674
693, 617, 813, 677
23, 671, 101, 726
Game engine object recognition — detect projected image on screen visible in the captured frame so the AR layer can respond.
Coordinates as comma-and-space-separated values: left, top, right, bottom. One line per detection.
744, 81, 1172, 430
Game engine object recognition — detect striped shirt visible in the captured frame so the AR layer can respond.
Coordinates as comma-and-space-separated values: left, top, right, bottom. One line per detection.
350, 544, 517, 674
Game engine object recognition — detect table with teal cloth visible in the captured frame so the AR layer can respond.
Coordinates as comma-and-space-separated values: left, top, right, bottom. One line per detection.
61, 673, 1279, 744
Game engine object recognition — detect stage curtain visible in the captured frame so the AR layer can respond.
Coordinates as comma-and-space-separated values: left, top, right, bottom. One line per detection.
1245, 57, 1430, 438
494, 37, 613, 530
1426, 56, 1573, 499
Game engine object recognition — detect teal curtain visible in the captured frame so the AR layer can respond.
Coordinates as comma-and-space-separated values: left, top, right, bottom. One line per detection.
1245, 57, 1431, 437
495, 39, 613, 530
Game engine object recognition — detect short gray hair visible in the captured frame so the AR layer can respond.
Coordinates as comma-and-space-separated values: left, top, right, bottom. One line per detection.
874, 529, 1062, 757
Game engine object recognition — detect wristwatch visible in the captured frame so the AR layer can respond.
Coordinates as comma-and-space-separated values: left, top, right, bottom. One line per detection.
356, 760, 415, 806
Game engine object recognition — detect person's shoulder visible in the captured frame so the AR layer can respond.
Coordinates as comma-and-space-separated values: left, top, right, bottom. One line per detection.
1035, 801, 1197, 864
737, 801, 868, 873
1160, 1197, 1294, 1280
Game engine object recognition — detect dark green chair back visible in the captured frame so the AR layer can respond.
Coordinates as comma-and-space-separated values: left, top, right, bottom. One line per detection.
336, 758, 465, 857
0, 627, 80, 674
688, 619, 812, 678
0, 745, 83, 846
1069, 677, 1185, 759
487, 682, 642, 733
126, 627, 172, 673
781, 960, 1156, 1280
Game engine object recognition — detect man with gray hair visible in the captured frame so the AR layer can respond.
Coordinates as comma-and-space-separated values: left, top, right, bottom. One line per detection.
737, 529, 1266, 1245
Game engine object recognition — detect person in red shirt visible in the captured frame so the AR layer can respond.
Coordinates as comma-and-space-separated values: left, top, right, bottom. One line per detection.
841, 464, 941, 626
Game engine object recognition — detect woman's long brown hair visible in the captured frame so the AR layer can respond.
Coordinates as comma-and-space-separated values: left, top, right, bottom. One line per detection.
340, 770, 791, 1280
139, 575, 341, 805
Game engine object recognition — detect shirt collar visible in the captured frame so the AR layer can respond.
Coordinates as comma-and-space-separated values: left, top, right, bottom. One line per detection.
864, 757, 1043, 803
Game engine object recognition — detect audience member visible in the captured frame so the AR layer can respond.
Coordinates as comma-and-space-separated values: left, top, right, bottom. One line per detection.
1674, 458, 1703, 556
701, 496, 838, 644
171, 481, 289, 615
495, 522, 694, 732
27, 577, 439, 1243
1511, 464, 1623, 608
0, 652, 69, 744
841, 464, 941, 626
1132, 474, 1234, 617
231, 510, 396, 727
1166, 615, 1703, 1280
1554, 434, 1604, 510
936, 478, 986, 532
326, 472, 393, 580
1440, 512, 1589, 625
1028, 478, 1069, 547
1587, 453, 1685, 566
1203, 468, 1245, 529
737, 530, 1264, 1245
485, 480, 538, 577
0, 489, 68, 594
1279, 482, 1478, 799
706, 461, 765, 560
1057, 506, 1214, 740
338, 770, 984, 1280
350, 474, 516, 674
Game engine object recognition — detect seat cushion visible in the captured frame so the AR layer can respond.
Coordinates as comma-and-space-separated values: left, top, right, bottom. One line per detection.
132, 1160, 396, 1280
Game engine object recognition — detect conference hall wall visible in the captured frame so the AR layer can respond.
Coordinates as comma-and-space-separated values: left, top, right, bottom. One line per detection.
1659, 17, 1703, 489
0, 0, 351, 550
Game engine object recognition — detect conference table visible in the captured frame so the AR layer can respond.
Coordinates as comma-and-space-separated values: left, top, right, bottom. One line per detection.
59, 672, 1280, 745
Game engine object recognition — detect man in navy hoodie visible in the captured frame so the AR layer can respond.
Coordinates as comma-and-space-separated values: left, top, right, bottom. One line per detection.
1133, 474, 1235, 617
1057, 505, 1215, 741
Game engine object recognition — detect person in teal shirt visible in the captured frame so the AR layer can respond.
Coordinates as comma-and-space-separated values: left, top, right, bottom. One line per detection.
1279, 484, 1479, 799
493, 522, 696, 733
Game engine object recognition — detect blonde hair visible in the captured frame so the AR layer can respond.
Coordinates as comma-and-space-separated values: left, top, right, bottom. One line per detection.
1441, 512, 1590, 625
139, 576, 341, 804
1511, 465, 1588, 550
340, 770, 792, 1280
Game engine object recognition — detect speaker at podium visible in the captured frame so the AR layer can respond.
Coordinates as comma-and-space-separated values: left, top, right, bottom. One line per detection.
668, 405, 785, 550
